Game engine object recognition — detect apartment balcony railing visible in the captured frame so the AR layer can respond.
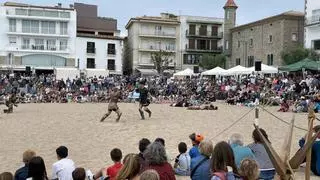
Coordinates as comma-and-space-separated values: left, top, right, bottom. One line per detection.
6, 9, 70, 20
186, 45, 223, 53
306, 15, 320, 26
86, 48, 96, 54
139, 31, 176, 38
186, 30, 223, 39
139, 45, 176, 52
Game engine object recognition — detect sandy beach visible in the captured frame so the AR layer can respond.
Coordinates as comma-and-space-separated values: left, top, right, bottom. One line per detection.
0, 102, 318, 179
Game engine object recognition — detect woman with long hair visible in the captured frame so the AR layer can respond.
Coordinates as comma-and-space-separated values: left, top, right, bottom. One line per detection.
116, 154, 140, 180
27, 156, 48, 180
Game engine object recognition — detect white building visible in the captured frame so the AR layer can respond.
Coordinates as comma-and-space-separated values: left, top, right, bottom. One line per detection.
0, 2, 77, 72
305, 0, 320, 52
179, 15, 224, 70
125, 13, 180, 75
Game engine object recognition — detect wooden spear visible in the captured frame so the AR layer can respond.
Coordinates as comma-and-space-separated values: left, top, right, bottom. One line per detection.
305, 103, 315, 180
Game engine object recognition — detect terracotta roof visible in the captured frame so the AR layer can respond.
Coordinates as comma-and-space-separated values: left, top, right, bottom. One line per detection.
223, 0, 238, 9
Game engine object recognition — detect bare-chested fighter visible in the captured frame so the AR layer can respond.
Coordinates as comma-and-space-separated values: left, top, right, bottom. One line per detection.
100, 87, 122, 122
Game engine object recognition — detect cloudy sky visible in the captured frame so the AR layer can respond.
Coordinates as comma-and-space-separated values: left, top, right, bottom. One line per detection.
1, 0, 304, 36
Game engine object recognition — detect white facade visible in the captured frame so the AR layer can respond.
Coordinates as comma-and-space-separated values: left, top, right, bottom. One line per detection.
126, 14, 180, 72
179, 15, 224, 69
305, 0, 320, 52
76, 37, 123, 74
0, 3, 76, 69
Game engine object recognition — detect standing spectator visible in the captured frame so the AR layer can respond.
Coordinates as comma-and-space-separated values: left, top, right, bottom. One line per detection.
211, 141, 240, 180
52, 146, 75, 180
239, 159, 260, 180
138, 138, 151, 171
72, 168, 86, 180
142, 142, 175, 180
228, 134, 255, 167
27, 156, 48, 180
116, 154, 140, 180
94, 148, 123, 180
247, 128, 275, 180
14, 150, 36, 180
0, 172, 13, 180
190, 140, 213, 180
174, 142, 190, 176
189, 133, 204, 159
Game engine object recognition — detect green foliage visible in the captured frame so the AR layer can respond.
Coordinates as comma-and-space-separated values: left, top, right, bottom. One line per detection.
199, 54, 226, 70
151, 50, 174, 74
281, 46, 320, 65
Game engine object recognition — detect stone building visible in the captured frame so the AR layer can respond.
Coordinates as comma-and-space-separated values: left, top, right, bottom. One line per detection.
230, 11, 304, 67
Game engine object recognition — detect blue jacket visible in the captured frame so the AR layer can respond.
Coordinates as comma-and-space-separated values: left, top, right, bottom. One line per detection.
231, 143, 255, 168
190, 155, 211, 180
189, 145, 201, 159
14, 165, 28, 180
299, 138, 320, 176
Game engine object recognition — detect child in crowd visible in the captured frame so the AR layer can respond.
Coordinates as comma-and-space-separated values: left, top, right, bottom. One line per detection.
94, 148, 123, 180
189, 133, 204, 159
174, 142, 191, 176
239, 159, 260, 180
278, 99, 289, 112
140, 170, 160, 180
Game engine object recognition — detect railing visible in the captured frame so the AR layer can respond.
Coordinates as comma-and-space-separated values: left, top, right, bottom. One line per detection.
86, 48, 96, 54
140, 31, 176, 37
20, 45, 67, 51
185, 45, 223, 52
306, 15, 320, 26
6, 9, 71, 19
186, 30, 223, 38
140, 45, 176, 51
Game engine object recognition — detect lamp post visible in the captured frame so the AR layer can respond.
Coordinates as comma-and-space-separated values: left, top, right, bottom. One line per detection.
174, 62, 176, 73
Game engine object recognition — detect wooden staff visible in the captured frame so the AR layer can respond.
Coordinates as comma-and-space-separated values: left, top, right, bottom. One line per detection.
305, 103, 315, 180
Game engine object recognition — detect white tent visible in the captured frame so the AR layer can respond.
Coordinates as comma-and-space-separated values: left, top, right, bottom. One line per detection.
54, 68, 80, 80
202, 67, 228, 76
85, 69, 109, 78
226, 65, 252, 75
173, 68, 194, 77
247, 64, 278, 74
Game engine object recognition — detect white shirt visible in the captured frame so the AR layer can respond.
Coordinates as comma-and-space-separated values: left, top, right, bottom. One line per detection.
177, 153, 191, 171
52, 158, 75, 180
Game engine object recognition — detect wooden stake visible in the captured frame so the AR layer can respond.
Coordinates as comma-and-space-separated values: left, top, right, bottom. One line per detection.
305, 104, 315, 180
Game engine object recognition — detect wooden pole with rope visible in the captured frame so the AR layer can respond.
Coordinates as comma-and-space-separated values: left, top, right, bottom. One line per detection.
305, 103, 315, 180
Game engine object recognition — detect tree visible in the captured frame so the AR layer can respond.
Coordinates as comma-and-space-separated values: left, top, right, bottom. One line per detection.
151, 50, 174, 74
281, 46, 320, 65
199, 54, 227, 70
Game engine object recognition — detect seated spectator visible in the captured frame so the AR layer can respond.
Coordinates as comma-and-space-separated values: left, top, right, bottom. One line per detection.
298, 125, 320, 176
155, 138, 165, 147
94, 148, 123, 180
72, 168, 86, 180
174, 142, 190, 176
52, 146, 75, 180
211, 141, 240, 180
142, 142, 175, 180
140, 170, 159, 180
27, 156, 48, 180
229, 133, 255, 167
14, 150, 36, 180
239, 159, 260, 180
138, 138, 151, 171
190, 140, 213, 180
278, 99, 290, 112
116, 154, 140, 180
247, 128, 275, 180
0, 172, 13, 180
189, 133, 204, 159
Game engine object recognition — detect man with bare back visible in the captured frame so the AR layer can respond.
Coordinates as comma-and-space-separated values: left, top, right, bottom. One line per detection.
100, 87, 122, 122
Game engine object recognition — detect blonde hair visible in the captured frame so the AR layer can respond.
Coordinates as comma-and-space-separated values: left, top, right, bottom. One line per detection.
199, 140, 213, 157
23, 150, 36, 164
140, 170, 159, 180
239, 159, 260, 180
116, 154, 140, 180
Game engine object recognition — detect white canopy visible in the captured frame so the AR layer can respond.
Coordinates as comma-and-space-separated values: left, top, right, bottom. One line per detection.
54, 68, 80, 80
173, 68, 194, 77
247, 64, 278, 74
226, 65, 252, 75
202, 66, 227, 76
85, 69, 109, 78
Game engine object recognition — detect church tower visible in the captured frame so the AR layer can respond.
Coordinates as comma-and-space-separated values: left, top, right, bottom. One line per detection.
223, 0, 238, 67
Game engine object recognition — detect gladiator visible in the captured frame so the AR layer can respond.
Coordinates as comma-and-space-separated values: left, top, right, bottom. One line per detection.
138, 82, 152, 120
100, 87, 122, 122
4, 93, 18, 113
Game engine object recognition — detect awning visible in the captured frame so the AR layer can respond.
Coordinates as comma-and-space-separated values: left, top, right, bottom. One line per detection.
136, 68, 158, 76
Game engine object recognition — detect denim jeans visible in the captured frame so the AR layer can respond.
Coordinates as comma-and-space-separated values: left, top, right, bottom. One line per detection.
259, 169, 276, 180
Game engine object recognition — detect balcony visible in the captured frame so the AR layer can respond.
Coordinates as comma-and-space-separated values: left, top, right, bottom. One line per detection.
7, 44, 69, 54
306, 15, 320, 27
7, 31, 69, 38
139, 31, 176, 39
186, 45, 223, 53
86, 48, 96, 54
6, 8, 70, 21
186, 30, 223, 39
139, 45, 176, 53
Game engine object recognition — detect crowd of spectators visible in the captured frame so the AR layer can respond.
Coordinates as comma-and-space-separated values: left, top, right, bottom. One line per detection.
1, 126, 319, 180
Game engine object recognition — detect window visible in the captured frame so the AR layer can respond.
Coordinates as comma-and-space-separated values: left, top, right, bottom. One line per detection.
108, 43, 116, 54
22, 38, 30, 49
9, 37, 16, 45
292, 33, 298, 41
267, 54, 274, 65
47, 39, 56, 50
237, 41, 240, 48
189, 24, 196, 35
15, 9, 28, 15
60, 12, 70, 18
49, 22, 56, 34
31, 21, 39, 33
247, 56, 254, 67
60, 40, 68, 51
22, 20, 31, 33
211, 26, 218, 36
107, 59, 115, 70
199, 25, 207, 36
225, 40, 229, 50
183, 54, 201, 64
155, 25, 162, 35
236, 58, 241, 65
227, 11, 230, 20
60, 22, 68, 35
313, 40, 320, 50
87, 58, 95, 68
269, 35, 273, 43
34, 39, 44, 50
9, 19, 16, 32
41, 21, 55, 34
249, 38, 253, 47
44, 11, 58, 18
211, 40, 218, 50
188, 39, 195, 49
87, 42, 95, 53
30, 10, 43, 16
